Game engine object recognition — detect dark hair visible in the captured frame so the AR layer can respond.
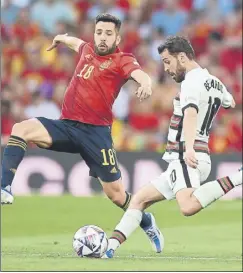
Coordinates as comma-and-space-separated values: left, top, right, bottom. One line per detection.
95, 13, 121, 31
158, 36, 195, 60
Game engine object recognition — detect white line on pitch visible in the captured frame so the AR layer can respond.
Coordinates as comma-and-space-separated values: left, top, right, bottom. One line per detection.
116, 255, 242, 261
2, 252, 242, 261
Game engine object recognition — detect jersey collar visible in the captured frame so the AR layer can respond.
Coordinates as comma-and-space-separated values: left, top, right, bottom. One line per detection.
185, 67, 205, 80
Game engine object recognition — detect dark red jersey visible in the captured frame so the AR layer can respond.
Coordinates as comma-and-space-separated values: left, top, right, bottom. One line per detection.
60, 42, 141, 125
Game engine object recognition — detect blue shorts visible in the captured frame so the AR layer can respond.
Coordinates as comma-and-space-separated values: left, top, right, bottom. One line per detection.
37, 117, 121, 182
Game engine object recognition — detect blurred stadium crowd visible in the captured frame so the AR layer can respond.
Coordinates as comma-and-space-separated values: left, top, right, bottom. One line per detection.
1, 0, 242, 152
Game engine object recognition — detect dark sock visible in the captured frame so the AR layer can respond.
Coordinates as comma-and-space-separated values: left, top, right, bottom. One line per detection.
120, 191, 132, 211
1, 136, 27, 188
120, 192, 152, 229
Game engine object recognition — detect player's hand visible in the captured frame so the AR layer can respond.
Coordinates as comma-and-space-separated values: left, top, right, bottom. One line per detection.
46, 33, 68, 51
231, 98, 236, 108
135, 85, 152, 101
184, 149, 198, 169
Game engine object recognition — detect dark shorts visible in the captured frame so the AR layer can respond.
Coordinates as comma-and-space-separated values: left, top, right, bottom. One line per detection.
37, 117, 121, 182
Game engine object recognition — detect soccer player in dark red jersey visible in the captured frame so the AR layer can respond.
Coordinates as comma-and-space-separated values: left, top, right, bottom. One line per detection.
1, 14, 163, 252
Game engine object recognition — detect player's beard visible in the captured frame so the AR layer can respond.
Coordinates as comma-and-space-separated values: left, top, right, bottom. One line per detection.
173, 60, 186, 83
95, 41, 117, 56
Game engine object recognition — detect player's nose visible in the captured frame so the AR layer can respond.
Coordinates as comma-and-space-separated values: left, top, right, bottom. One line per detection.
100, 35, 106, 41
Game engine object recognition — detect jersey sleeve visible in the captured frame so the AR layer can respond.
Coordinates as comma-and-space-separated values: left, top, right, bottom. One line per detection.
119, 55, 141, 79
221, 85, 233, 109
180, 80, 201, 114
78, 42, 87, 56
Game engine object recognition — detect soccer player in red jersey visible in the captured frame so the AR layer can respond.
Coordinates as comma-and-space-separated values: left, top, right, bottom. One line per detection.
1, 14, 163, 252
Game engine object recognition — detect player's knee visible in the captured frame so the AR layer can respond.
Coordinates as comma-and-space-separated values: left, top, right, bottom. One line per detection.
108, 192, 125, 207
179, 204, 195, 217
11, 119, 39, 142
129, 195, 146, 210
11, 122, 29, 141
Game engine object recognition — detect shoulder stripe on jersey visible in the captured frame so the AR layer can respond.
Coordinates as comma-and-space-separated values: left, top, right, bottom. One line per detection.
182, 103, 199, 114
180, 159, 192, 188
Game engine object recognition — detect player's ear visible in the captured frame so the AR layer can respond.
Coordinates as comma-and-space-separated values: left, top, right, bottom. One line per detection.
178, 52, 187, 63
116, 35, 121, 46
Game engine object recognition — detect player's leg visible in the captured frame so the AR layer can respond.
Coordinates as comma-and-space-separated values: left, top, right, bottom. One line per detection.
175, 166, 242, 216
100, 179, 161, 210
162, 159, 209, 216
103, 171, 174, 258
75, 124, 142, 210
1, 118, 76, 204
99, 176, 164, 253
98, 178, 127, 209
77, 124, 163, 253
1, 118, 53, 204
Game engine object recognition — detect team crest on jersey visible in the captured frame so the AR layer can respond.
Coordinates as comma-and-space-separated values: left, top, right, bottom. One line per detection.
99, 59, 112, 70
85, 54, 93, 61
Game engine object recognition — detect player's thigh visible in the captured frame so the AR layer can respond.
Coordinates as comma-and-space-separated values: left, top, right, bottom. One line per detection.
79, 124, 121, 183
129, 183, 166, 210
34, 118, 77, 152
166, 159, 202, 195
12, 118, 52, 147
174, 160, 211, 206
150, 171, 175, 200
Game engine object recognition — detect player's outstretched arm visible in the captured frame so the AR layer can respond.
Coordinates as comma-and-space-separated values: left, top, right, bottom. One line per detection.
46, 33, 85, 52
180, 79, 200, 169
131, 69, 152, 101
183, 107, 199, 169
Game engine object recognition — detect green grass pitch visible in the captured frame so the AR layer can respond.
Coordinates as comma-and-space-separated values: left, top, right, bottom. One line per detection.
1, 196, 242, 271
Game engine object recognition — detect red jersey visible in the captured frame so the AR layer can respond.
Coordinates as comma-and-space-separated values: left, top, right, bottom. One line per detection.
60, 42, 141, 125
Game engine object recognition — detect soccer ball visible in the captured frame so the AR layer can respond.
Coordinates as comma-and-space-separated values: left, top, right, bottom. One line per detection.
73, 225, 108, 258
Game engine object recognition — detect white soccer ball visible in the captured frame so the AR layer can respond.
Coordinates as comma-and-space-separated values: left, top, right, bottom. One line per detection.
73, 225, 108, 258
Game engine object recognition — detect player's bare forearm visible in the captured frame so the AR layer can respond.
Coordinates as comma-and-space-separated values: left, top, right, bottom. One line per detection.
47, 34, 85, 52
131, 69, 152, 87
61, 35, 84, 52
183, 107, 198, 151
131, 69, 152, 101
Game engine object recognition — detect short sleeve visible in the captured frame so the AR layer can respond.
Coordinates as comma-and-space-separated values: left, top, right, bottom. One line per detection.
120, 55, 141, 79
180, 80, 201, 114
222, 85, 233, 109
78, 42, 87, 56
